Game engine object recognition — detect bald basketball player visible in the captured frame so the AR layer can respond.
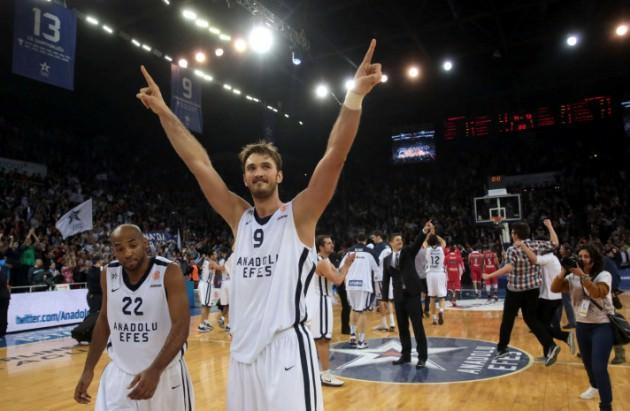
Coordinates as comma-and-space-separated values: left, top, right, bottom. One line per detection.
74, 224, 194, 410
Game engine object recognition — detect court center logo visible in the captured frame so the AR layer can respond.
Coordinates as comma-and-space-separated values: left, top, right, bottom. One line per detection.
330, 337, 531, 384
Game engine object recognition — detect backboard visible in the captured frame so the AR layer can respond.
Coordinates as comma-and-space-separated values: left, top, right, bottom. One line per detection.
474, 193, 522, 224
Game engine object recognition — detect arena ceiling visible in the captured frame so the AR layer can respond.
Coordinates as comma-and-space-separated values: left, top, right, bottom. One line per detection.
1, 0, 628, 157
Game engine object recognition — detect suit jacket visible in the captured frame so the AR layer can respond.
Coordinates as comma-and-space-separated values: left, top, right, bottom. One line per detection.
382, 234, 424, 301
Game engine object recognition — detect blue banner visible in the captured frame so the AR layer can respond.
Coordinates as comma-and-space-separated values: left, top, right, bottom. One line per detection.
170, 65, 203, 133
12, 0, 77, 90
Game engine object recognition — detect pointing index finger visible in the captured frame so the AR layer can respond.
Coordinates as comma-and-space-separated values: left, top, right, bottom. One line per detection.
360, 39, 376, 66
140, 65, 157, 87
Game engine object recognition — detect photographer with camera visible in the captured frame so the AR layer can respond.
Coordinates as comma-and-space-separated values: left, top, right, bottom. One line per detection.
551, 244, 615, 410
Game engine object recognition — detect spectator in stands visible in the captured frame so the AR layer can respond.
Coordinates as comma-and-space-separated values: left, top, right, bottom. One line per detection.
28, 258, 47, 289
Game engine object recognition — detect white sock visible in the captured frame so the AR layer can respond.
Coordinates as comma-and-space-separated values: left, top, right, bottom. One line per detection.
359, 333, 365, 342
350, 325, 356, 335
389, 313, 395, 327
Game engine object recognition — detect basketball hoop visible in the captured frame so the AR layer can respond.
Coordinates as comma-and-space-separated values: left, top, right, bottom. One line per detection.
491, 215, 504, 225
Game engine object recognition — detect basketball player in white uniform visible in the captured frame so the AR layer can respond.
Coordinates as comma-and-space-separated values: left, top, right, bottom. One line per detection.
74, 224, 194, 410
307, 235, 355, 387
137, 40, 382, 411
342, 235, 379, 348
197, 252, 216, 332
425, 233, 447, 325
218, 252, 232, 331
368, 232, 395, 332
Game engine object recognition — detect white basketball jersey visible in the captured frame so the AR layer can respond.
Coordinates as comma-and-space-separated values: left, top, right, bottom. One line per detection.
307, 255, 334, 297
200, 259, 211, 283
105, 256, 183, 375
229, 202, 317, 364
342, 244, 378, 292
426, 246, 445, 273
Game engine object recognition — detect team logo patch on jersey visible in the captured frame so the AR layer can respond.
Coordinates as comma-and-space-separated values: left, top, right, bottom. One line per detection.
329, 337, 531, 384
111, 272, 119, 280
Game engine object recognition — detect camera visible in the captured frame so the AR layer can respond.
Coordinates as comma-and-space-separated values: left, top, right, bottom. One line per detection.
561, 256, 579, 271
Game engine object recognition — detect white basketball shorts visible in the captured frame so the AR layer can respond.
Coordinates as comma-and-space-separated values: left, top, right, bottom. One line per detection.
347, 290, 373, 312
427, 271, 447, 298
228, 324, 323, 411
197, 281, 212, 307
95, 359, 194, 411
306, 294, 333, 340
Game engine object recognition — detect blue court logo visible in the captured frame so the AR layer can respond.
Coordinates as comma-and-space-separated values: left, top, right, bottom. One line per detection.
330, 337, 532, 384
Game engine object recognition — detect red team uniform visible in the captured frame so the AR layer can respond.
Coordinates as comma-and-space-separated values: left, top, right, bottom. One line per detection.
482, 250, 499, 286
468, 250, 483, 282
445, 248, 464, 292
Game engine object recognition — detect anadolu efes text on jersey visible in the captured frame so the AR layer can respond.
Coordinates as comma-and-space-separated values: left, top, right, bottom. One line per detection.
105, 256, 185, 375
229, 202, 318, 364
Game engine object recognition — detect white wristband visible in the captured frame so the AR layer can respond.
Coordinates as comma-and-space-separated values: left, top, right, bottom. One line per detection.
343, 91, 363, 111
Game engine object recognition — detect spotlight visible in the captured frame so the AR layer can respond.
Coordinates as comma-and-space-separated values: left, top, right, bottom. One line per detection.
249, 25, 273, 54
178, 58, 188, 68
102, 25, 113, 34
407, 66, 420, 78
291, 51, 302, 66
616, 24, 628, 37
164, 55, 173, 62
215, 48, 224, 57
195, 51, 206, 63
141, 44, 152, 52
344, 79, 355, 91
315, 83, 329, 99
219, 34, 231, 42
195, 19, 209, 29
381, 74, 388, 83
442, 60, 453, 71
209, 27, 221, 35
298, 121, 304, 126
566, 34, 578, 47
131, 39, 141, 47
86, 16, 99, 25
182, 9, 197, 20
234, 38, 248, 53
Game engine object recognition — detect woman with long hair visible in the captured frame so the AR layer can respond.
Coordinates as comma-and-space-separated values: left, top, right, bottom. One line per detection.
551, 244, 615, 411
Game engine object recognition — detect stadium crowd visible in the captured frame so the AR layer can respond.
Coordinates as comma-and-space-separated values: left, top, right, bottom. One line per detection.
1, 115, 629, 290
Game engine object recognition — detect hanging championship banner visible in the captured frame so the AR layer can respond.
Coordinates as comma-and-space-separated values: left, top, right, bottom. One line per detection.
170, 64, 203, 133
12, 0, 77, 90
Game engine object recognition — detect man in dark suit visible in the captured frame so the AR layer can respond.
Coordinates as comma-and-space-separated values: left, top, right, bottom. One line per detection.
383, 224, 430, 369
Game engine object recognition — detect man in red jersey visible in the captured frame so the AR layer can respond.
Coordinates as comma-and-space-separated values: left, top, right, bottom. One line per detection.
445, 246, 464, 306
468, 247, 483, 297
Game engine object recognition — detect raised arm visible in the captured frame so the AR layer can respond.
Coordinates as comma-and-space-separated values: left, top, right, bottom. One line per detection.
543, 219, 559, 248
316, 253, 355, 286
74, 268, 110, 404
136, 66, 250, 233
293, 40, 382, 240
127, 263, 190, 400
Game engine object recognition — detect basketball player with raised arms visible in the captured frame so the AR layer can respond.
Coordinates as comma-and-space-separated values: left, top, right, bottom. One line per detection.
137, 40, 382, 411
74, 224, 194, 410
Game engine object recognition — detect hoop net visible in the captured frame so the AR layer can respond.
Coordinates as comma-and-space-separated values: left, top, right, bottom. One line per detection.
491, 215, 504, 225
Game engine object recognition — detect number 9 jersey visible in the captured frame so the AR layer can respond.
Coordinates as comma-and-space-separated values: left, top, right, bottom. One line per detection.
105, 256, 184, 375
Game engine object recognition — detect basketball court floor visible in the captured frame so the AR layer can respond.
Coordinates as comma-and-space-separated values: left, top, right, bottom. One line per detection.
2, 294, 629, 411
